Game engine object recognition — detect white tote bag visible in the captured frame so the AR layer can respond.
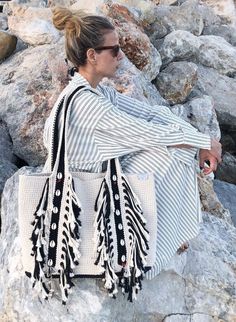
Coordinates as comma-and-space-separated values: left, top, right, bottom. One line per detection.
18, 86, 157, 303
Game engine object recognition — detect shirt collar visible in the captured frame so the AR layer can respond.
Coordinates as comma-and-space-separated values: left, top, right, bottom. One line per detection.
70, 72, 103, 97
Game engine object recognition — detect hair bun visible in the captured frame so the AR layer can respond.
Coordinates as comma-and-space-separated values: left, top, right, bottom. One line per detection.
52, 7, 73, 31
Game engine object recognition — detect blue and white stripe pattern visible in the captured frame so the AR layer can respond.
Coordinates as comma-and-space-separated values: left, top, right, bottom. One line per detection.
44, 72, 211, 279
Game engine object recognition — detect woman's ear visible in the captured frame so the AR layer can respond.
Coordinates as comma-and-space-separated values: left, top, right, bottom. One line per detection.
86, 48, 97, 64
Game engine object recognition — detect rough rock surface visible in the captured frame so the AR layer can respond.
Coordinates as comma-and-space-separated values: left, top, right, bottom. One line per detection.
159, 30, 201, 66
198, 35, 236, 77
0, 122, 18, 193
170, 95, 221, 140
203, 24, 236, 47
160, 30, 236, 76
185, 96, 221, 139
197, 173, 232, 224
215, 152, 236, 185
147, 0, 204, 40
200, 0, 236, 25
193, 65, 236, 132
104, 3, 162, 81
7, 3, 60, 45
0, 40, 68, 166
0, 31, 17, 61
213, 179, 236, 225
0, 13, 8, 31
0, 169, 236, 321
155, 61, 198, 105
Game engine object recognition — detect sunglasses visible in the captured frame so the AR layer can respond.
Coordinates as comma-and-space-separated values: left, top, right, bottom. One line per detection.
94, 45, 120, 57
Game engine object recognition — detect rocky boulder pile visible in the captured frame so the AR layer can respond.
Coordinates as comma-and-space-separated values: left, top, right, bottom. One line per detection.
0, 0, 236, 321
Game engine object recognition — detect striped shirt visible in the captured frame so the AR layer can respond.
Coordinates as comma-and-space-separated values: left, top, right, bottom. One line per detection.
43, 72, 211, 278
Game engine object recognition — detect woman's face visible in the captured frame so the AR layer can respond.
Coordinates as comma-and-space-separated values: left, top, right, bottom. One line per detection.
94, 30, 124, 78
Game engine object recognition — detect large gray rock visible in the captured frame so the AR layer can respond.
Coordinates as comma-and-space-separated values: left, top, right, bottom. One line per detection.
197, 173, 232, 224
203, 24, 236, 47
0, 169, 236, 321
215, 152, 236, 184
160, 30, 236, 76
0, 121, 18, 193
159, 30, 201, 66
185, 95, 221, 139
0, 13, 8, 30
0, 40, 68, 166
7, 3, 60, 45
0, 31, 17, 61
198, 35, 236, 76
213, 179, 236, 225
155, 61, 198, 105
193, 65, 236, 132
147, 0, 204, 41
170, 95, 221, 140
200, 0, 236, 26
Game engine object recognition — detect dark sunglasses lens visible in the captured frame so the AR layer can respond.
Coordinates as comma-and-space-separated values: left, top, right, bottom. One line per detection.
112, 45, 120, 57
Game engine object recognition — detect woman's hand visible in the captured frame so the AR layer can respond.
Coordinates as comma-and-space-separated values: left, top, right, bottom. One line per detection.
199, 149, 218, 175
209, 138, 222, 163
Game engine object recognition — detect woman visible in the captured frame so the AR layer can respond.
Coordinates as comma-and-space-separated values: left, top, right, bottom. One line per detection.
44, 7, 221, 292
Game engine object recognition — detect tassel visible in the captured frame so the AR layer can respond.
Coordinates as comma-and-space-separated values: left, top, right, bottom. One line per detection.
93, 159, 150, 302
29, 173, 82, 304
119, 175, 150, 302
30, 178, 53, 299
93, 178, 119, 297
57, 173, 82, 304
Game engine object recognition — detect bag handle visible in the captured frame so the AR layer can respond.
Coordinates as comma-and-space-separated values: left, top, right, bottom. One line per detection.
50, 86, 120, 177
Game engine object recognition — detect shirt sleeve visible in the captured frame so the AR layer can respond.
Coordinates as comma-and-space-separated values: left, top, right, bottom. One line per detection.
94, 97, 211, 160
99, 85, 202, 134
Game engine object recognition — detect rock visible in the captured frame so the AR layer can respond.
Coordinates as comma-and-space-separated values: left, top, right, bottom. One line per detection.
70, 0, 106, 14
160, 30, 236, 76
0, 121, 17, 163
197, 173, 232, 224
0, 39, 69, 166
193, 65, 236, 132
0, 159, 18, 194
196, 2, 221, 30
215, 152, 236, 184
7, 3, 60, 45
213, 179, 236, 225
146, 0, 204, 44
0, 30, 17, 61
220, 132, 236, 154
159, 30, 201, 66
185, 95, 221, 139
155, 61, 198, 105
0, 121, 18, 193
158, 0, 177, 4
101, 56, 168, 106
198, 35, 236, 77
0, 13, 8, 30
200, 0, 236, 26
1, 169, 236, 320
203, 24, 236, 47
104, 3, 162, 81
48, 0, 77, 7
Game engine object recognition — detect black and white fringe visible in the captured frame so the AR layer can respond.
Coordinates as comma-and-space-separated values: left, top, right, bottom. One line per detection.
28, 86, 84, 304
93, 159, 150, 301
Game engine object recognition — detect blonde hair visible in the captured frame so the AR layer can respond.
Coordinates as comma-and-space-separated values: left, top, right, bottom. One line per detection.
52, 7, 115, 67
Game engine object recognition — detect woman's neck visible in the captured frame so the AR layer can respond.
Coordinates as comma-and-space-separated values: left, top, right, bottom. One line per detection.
78, 66, 102, 88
